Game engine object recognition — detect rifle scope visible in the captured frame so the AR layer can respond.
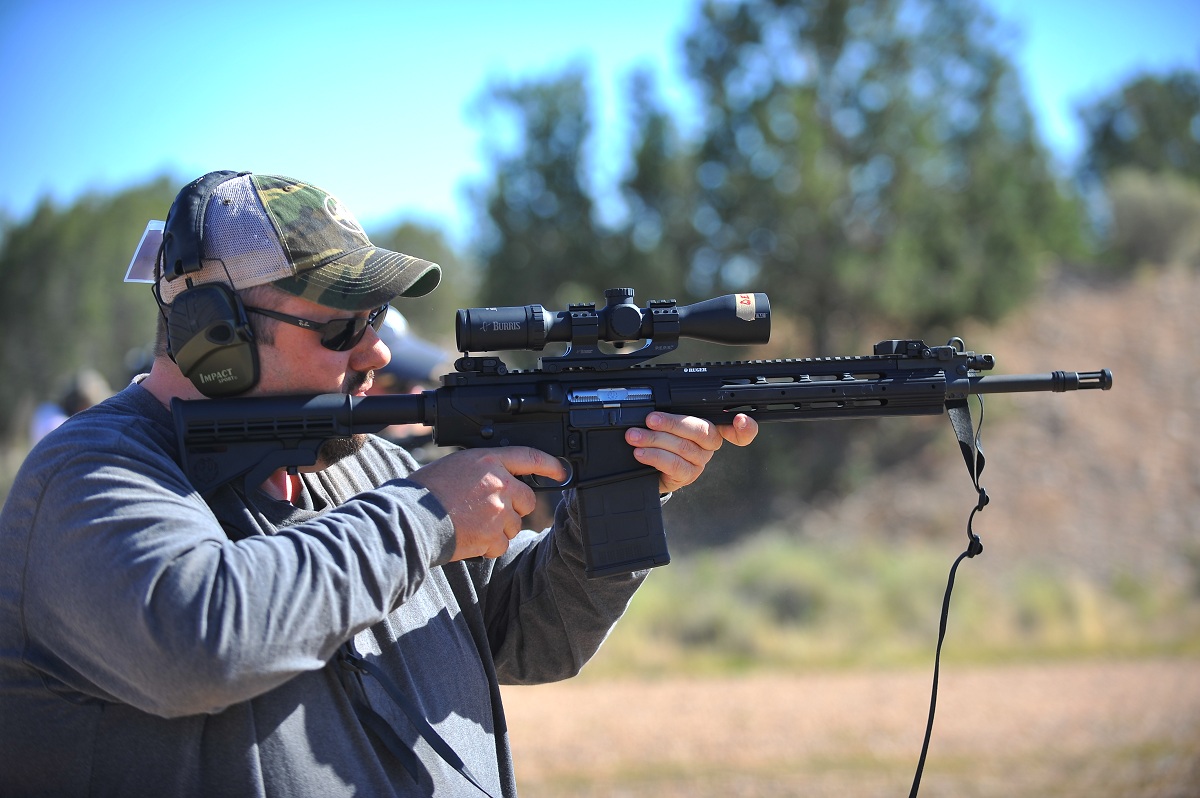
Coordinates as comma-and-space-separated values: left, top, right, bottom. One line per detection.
455, 288, 771, 353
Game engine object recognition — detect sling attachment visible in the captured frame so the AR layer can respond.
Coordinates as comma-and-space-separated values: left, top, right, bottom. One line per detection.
338, 646, 499, 798
908, 396, 988, 797
948, 396, 988, 558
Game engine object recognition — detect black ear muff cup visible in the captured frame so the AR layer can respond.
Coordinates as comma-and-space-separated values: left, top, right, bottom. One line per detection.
168, 283, 259, 397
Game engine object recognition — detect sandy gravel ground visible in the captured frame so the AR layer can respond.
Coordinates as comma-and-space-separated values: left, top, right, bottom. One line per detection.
501, 658, 1200, 797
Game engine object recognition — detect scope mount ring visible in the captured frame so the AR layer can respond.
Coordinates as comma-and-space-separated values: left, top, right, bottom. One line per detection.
539, 336, 678, 373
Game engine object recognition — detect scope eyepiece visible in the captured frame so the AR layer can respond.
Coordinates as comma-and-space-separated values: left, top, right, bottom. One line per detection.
455, 304, 549, 352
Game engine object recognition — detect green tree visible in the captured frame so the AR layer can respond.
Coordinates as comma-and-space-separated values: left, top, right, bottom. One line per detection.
469, 63, 628, 310
674, 0, 1085, 354
635, 0, 1088, 538
1102, 168, 1200, 271
612, 67, 700, 303
1078, 69, 1200, 184
0, 177, 177, 443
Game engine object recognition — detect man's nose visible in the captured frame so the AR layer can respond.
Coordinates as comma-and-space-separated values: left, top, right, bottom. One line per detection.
352, 326, 391, 372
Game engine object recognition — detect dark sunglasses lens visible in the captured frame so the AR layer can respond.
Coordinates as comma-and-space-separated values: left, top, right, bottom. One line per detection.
320, 306, 387, 351
320, 319, 369, 351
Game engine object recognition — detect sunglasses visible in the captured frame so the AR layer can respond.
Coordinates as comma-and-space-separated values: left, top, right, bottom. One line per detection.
245, 304, 389, 352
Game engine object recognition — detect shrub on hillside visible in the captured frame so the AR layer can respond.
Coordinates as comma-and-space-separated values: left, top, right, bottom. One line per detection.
1102, 169, 1200, 272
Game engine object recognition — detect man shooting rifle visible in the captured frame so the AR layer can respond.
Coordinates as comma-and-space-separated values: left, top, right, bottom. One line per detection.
0, 171, 757, 797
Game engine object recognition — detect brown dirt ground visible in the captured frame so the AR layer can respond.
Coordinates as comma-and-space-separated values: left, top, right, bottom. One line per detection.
502, 657, 1200, 797
502, 266, 1200, 797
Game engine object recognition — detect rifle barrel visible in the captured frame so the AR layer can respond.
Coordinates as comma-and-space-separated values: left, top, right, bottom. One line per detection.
349, 393, 429, 431
970, 369, 1113, 394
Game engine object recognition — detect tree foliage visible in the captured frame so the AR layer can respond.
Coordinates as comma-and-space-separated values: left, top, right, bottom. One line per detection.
469, 0, 1085, 355
0, 178, 177, 442
1078, 68, 1200, 184
1102, 168, 1200, 271
469, 63, 625, 310
667, 0, 1084, 353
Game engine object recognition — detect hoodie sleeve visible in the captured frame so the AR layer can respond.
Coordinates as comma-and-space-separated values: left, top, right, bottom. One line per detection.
12, 417, 455, 718
470, 489, 656, 685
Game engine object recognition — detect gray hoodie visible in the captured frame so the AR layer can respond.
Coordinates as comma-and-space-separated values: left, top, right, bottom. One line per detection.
0, 382, 646, 796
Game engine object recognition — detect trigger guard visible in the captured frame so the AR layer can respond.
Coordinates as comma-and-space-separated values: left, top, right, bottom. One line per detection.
525, 456, 573, 489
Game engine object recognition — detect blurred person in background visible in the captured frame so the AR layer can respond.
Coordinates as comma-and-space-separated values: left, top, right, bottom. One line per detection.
29, 367, 113, 444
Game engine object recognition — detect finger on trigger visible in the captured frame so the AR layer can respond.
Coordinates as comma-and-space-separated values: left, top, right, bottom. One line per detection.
496, 446, 569, 483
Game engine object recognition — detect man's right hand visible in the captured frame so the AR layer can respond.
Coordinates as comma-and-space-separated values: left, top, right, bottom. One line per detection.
408, 447, 568, 561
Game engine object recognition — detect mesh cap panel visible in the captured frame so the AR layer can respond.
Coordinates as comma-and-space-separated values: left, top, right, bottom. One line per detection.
157, 175, 293, 304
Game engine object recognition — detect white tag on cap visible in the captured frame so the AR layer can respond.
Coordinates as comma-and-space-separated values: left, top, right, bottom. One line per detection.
123, 220, 165, 283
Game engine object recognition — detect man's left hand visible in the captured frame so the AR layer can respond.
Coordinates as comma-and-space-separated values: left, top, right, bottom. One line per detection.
625, 412, 759, 494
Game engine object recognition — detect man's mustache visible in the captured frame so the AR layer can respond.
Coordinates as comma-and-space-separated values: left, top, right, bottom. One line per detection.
345, 369, 374, 394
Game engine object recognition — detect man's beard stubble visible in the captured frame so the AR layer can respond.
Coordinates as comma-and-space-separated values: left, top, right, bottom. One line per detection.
314, 367, 374, 468
317, 433, 369, 468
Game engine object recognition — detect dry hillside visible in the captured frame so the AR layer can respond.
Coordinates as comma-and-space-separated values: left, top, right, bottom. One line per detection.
791, 265, 1199, 588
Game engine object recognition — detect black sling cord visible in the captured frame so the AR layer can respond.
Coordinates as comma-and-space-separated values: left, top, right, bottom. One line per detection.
908, 394, 988, 798
339, 646, 500, 798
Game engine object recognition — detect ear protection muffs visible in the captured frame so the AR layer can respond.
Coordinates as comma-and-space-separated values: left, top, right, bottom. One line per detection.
165, 281, 260, 398
155, 170, 260, 398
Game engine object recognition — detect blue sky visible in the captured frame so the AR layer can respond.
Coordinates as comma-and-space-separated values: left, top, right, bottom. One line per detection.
2, 0, 1197, 247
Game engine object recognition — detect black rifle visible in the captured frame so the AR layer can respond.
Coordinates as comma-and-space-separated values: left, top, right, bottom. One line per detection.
173, 288, 1112, 578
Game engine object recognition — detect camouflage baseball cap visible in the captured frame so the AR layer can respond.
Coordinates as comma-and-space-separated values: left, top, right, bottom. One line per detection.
157, 171, 440, 310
